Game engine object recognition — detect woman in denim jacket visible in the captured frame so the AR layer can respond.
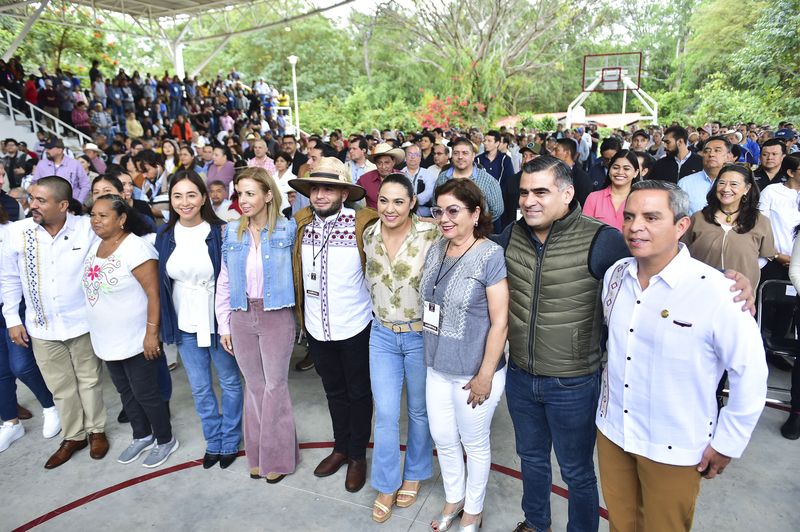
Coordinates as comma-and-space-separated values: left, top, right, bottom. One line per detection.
155, 169, 243, 470
216, 167, 298, 484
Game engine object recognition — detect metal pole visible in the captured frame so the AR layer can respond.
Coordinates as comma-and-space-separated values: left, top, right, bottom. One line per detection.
2, 0, 50, 62
289, 55, 300, 137
622, 86, 628, 116
28, 102, 37, 135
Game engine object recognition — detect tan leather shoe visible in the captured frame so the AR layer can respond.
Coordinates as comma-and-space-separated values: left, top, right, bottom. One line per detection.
44, 439, 88, 469
313, 451, 348, 477
89, 432, 109, 459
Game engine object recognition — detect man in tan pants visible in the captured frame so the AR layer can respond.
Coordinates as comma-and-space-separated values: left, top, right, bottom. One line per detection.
1, 176, 108, 468
597, 181, 767, 531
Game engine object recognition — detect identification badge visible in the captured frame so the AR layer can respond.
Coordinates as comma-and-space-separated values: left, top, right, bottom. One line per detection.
305, 271, 320, 298
423, 301, 441, 334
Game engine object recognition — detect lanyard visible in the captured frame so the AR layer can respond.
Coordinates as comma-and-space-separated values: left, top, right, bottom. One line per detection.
433, 238, 477, 297
311, 210, 342, 268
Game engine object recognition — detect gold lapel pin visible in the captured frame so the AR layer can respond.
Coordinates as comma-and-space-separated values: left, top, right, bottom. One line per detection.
661, 309, 670, 318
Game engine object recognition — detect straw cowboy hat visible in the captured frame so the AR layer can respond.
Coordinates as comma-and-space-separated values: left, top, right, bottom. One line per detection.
288, 157, 366, 201
367, 143, 405, 166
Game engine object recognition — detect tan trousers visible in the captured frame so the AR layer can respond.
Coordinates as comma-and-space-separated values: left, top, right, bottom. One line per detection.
31, 333, 106, 440
597, 431, 701, 532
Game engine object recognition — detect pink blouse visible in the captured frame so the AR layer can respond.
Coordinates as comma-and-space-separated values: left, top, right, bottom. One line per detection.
214, 232, 264, 335
583, 187, 625, 231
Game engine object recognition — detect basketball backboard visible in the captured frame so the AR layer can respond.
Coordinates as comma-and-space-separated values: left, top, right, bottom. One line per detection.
582, 52, 642, 92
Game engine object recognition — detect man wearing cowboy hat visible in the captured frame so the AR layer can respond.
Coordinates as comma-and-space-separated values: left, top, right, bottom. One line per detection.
357, 143, 405, 209
290, 157, 378, 493
82, 143, 106, 175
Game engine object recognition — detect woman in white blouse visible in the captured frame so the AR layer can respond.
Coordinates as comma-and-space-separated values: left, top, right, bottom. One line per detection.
155, 169, 243, 470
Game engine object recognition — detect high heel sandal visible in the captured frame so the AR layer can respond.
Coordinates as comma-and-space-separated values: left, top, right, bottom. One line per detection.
372, 492, 397, 523
430, 499, 465, 531
458, 514, 483, 531
396, 480, 420, 508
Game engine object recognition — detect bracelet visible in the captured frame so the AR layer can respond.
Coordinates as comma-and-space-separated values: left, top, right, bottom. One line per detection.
146, 322, 159, 327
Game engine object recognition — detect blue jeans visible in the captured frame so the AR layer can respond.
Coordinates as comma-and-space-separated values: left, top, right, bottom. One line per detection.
369, 321, 432, 493
179, 331, 243, 454
506, 360, 600, 532
0, 306, 54, 420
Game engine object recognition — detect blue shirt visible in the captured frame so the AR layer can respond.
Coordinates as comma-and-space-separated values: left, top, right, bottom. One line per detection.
678, 170, 713, 215
435, 165, 505, 222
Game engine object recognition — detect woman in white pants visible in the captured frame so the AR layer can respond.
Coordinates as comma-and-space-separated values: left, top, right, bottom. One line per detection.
421, 179, 509, 532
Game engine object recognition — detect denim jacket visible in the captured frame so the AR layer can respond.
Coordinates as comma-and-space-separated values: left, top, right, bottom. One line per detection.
222, 218, 296, 311
155, 222, 224, 346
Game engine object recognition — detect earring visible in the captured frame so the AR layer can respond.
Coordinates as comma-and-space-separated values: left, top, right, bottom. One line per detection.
474, 220, 478, 227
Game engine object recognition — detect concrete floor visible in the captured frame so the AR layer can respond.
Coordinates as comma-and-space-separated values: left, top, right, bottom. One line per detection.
2, 345, 798, 532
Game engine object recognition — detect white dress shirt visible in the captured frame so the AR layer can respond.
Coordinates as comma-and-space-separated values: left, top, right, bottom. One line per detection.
301, 207, 372, 342
597, 246, 767, 466
1, 214, 98, 341
758, 182, 800, 255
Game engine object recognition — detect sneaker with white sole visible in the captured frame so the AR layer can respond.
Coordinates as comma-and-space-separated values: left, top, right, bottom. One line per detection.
42, 406, 61, 439
117, 436, 155, 464
0, 421, 25, 452
142, 437, 179, 468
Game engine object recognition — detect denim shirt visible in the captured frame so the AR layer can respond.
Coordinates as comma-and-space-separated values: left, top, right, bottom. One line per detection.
221, 218, 296, 311
155, 222, 223, 346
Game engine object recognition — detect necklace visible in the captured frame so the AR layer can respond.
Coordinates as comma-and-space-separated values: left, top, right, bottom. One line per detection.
98, 232, 126, 258
719, 208, 740, 223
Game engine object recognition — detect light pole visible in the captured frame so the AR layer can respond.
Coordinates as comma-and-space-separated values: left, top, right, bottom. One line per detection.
288, 55, 300, 137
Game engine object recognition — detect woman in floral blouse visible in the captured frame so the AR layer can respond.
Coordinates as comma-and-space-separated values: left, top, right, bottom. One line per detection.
363, 174, 439, 523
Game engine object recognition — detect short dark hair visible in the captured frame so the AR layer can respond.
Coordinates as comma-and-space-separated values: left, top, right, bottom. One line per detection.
274, 150, 293, 165
450, 137, 475, 153
134, 149, 164, 172
522, 155, 573, 191
555, 138, 577, 160
634, 150, 656, 174
761, 138, 787, 155
599, 137, 622, 153
485, 130, 501, 143
34, 176, 73, 203
630, 180, 689, 222
208, 180, 226, 190
664, 125, 688, 144
703, 136, 733, 153
434, 178, 493, 238
420, 132, 435, 144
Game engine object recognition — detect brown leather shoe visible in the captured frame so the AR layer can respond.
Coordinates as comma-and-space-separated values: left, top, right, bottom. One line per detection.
313, 451, 348, 477
88, 432, 109, 459
345, 457, 367, 493
17, 404, 32, 420
44, 439, 88, 469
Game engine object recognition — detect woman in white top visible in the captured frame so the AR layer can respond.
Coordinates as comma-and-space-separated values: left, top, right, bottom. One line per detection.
82, 195, 177, 468
273, 151, 296, 208
758, 156, 800, 278
155, 169, 243, 470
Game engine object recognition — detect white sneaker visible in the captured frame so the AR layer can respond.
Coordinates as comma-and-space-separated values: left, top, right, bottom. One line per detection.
0, 421, 25, 452
42, 406, 61, 439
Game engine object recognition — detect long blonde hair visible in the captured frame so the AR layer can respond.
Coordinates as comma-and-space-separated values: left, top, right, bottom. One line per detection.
234, 167, 283, 241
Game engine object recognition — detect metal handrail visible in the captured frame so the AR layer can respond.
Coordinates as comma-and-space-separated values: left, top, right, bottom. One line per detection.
1, 87, 91, 146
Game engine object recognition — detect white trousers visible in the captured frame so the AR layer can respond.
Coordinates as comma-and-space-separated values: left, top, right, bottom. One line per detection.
426, 366, 506, 515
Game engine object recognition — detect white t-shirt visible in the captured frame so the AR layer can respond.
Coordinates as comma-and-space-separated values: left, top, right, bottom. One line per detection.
166, 221, 216, 346
81, 234, 157, 361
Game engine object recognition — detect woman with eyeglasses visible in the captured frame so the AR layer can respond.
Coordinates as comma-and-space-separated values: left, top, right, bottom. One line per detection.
421, 179, 509, 531
683, 164, 776, 288
363, 174, 439, 523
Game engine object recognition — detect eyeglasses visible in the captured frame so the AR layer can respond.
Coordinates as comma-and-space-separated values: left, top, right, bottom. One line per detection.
430, 205, 464, 220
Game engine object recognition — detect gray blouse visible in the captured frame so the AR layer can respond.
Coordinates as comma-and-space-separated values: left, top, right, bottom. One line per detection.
421, 238, 507, 376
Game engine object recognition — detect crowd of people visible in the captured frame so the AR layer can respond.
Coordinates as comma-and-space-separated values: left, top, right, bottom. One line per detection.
1, 57, 799, 532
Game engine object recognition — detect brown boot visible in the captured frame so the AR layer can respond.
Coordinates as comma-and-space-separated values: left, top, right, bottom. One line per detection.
344, 457, 367, 493
313, 451, 348, 477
